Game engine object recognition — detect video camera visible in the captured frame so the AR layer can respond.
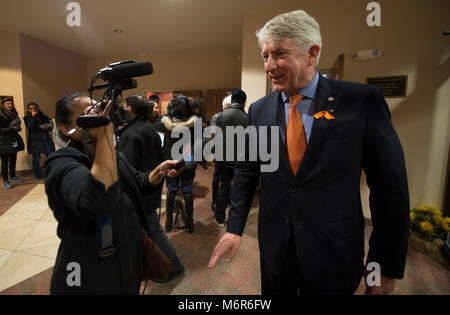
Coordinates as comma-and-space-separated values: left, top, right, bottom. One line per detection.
76, 60, 153, 128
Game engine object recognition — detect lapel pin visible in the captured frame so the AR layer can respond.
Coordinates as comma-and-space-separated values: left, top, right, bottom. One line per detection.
314, 111, 335, 120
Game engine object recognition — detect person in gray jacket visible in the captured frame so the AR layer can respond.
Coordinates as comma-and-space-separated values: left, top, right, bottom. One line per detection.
213, 89, 248, 227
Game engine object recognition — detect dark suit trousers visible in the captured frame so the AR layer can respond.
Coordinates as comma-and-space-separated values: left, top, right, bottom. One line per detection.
261, 231, 306, 295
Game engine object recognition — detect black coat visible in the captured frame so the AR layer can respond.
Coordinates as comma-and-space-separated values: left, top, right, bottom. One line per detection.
117, 115, 164, 211
0, 109, 24, 155
44, 140, 157, 294
214, 103, 248, 168
227, 75, 410, 294
24, 112, 55, 154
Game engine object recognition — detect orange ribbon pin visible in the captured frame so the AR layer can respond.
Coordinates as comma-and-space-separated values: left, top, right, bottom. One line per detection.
314, 111, 335, 120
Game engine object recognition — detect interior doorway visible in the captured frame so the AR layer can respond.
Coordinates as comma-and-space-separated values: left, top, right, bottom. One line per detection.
319, 54, 345, 80
206, 89, 232, 122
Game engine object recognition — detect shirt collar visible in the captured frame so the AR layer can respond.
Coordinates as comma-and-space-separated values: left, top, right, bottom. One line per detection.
282, 71, 319, 103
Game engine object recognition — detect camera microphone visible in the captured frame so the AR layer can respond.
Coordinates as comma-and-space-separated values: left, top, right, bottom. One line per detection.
81, 60, 153, 129
98, 61, 153, 81
76, 115, 110, 129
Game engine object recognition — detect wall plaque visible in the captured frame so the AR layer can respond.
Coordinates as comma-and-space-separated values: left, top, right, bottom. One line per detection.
367, 76, 408, 98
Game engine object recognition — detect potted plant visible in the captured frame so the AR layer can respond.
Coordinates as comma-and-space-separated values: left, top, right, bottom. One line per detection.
409, 205, 450, 262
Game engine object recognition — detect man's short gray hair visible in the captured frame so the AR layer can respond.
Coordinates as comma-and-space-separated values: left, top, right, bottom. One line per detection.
256, 10, 322, 67
222, 95, 232, 110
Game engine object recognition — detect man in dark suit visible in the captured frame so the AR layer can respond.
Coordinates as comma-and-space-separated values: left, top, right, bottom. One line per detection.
208, 10, 410, 295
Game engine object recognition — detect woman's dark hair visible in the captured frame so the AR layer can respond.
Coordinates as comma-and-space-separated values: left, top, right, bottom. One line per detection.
167, 95, 194, 121
27, 102, 39, 110
147, 101, 155, 124
148, 94, 160, 103
125, 94, 150, 120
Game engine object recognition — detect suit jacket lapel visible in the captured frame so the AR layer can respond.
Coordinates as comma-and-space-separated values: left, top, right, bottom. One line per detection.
294, 75, 340, 184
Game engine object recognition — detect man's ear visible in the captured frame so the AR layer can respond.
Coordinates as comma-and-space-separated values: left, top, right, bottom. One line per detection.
308, 44, 321, 66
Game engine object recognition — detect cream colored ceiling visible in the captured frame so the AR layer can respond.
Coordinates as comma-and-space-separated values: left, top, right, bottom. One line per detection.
0, 0, 299, 57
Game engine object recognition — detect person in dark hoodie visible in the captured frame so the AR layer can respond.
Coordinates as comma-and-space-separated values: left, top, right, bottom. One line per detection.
153, 95, 200, 233
117, 93, 185, 283
44, 93, 181, 294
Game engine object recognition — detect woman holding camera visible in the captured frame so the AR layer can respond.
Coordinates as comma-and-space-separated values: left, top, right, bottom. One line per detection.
44, 93, 181, 294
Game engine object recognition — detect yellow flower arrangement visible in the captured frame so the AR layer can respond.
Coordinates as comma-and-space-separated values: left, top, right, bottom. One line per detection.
410, 205, 450, 241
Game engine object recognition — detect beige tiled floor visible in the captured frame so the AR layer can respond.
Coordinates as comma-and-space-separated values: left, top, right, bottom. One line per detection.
0, 185, 59, 292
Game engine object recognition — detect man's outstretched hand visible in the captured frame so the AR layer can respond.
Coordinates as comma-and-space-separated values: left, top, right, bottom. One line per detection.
208, 232, 241, 268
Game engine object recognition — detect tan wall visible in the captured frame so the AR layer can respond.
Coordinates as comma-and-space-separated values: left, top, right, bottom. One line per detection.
86, 51, 242, 101
241, 0, 450, 214
20, 34, 87, 119
0, 31, 27, 171
0, 32, 87, 171
17, 34, 87, 171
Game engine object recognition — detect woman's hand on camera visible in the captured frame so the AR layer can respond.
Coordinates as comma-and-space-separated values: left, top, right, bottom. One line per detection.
83, 101, 113, 141
149, 160, 184, 186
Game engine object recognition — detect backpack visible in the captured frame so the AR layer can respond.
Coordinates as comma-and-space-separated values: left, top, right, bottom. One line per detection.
173, 196, 187, 231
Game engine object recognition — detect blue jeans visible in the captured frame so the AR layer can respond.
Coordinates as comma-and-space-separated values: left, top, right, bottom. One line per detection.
166, 167, 196, 192
33, 140, 54, 178
146, 210, 184, 273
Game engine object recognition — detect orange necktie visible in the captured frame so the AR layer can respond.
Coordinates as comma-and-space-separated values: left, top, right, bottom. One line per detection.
287, 94, 306, 175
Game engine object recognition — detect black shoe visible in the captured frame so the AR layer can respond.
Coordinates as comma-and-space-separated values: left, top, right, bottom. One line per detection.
186, 218, 194, 233
213, 216, 225, 227
153, 265, 185, 283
